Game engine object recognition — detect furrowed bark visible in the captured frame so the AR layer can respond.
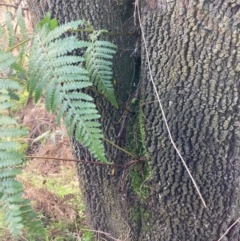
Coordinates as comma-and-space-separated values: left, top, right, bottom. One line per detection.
27, 0, 141, 240
27, 0, 240, 240
139, 0, 240, 240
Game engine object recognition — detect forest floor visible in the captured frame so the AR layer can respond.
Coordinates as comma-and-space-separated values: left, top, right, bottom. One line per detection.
0, 99, 92, 241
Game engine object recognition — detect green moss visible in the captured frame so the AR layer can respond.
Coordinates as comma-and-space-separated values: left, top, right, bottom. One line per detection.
130, 162, 151, 199
126, 102, 151, 199
130, 207, 152, 232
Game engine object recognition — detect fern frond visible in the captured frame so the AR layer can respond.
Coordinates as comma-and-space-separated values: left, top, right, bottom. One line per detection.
0, 80, 21, 90
85, 40, 118, 108
0, 26, 6, 49
28, 21, 108, 162
17, 7, 28, 41
0, 141, 22, 151
44, 19, 86, 43
16, 7, 29, 74
0, 51, 17, 72
4, 13, 17, 48
0, 51, 45, 237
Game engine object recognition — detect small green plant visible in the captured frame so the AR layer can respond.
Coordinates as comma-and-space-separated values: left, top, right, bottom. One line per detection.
0, 11, 117, 238
82, 230, 93, 241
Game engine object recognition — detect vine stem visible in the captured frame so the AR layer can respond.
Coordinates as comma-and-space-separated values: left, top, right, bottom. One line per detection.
68, 28, 140, 37
136, 3, 207, 208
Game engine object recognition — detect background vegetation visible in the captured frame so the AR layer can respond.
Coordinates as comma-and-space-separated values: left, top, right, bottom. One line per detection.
0, 1, 94, 240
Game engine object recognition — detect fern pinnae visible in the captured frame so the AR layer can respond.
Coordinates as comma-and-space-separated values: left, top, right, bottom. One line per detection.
68, 92, 94, 102
16, 7, 29, 70
85, 39, 118, 108
17, 7, 28, 41
0, 52, 17, 73
0, 80, 21, 90
27, 21, 108, 162
0, 29, 45, 236
51, 55, 85, 67
43, 19, 86, 43
0, 169, 22, 179
45, 81, 57, 111
0, 141, 22, 152
51, 86, 62, 113
4, 13, 17, 48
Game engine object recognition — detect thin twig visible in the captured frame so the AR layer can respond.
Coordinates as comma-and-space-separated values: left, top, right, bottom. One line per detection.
136, 3, 207, 208
6, 38, 32, 52
81, 228, 123, 241
68, 28, 140, 37
0, 3, 28, 10
25, 155, 122, 167
217, 217, 240, 241
25, 155, 143, 168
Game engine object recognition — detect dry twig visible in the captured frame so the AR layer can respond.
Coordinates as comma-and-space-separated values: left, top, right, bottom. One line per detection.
217, 217, 240, 241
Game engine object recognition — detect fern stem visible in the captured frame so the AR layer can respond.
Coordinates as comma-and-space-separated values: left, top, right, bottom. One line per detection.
68, 29, 140, 37
103, 137, 136, 157
6, 38, 32, 52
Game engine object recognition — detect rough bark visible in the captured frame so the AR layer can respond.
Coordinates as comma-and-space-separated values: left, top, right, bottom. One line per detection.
27, 0, 240, 240
27, 0, 141, 240
139, 0, 240, 240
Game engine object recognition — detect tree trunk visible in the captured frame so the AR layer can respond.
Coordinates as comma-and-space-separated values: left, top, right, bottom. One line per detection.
139, 1, 240, 240
27, 0, 240, 240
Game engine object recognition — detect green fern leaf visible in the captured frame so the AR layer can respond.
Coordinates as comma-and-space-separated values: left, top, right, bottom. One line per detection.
0, 169, 22, 179
37, 12, 58, 31
0, 51, 17, 73
44, 20, 86, 43
4, 13, 17, 48
0, 141, 22, 151
0, 80, 21, 90
28, 21, 108, 162
15, 7, 29, 73
85, 40, 118, 108
0, 48, 45, 237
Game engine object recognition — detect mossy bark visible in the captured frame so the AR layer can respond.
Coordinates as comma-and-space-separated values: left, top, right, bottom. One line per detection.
27, 0, 240, 240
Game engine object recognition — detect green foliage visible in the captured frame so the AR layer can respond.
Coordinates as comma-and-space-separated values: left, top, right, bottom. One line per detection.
37, 13, 58, 31
85, 36, 118, 108
0, 12, 117, 238
130, 163, 151, 199
82, 230, 93, 241
27, 19, 111, 162
0, 53, 45, 237
125, 101, 151, 199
